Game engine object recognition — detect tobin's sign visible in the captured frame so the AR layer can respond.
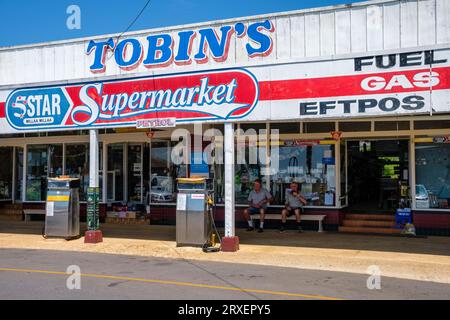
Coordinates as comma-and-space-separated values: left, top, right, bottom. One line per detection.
86, 20, 274, 73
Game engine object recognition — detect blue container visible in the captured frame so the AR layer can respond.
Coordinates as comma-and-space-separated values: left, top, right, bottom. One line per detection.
395, 208, 412, 227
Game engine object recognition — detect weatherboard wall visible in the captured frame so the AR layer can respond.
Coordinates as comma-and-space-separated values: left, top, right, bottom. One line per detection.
0, 0, 449, 88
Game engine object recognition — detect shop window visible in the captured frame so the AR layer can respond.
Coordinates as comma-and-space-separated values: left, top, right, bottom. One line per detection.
65, 144, 89, 201
107, 144, 124, 202
235, 126, 269, 205
15, 147, 24, 201
339, 121, 371, 132
415, 142, 450, 209
25, 144, 63, 202
375, 121, 410, 131
150, 140, 186, 204
48, 145, 63, 178
240, 123, 267, 132
270, 141, 336, 206
26, 145, 48, 201
128, 144, 143, 202
208, 125, 225, 204
0, 147, 13, 200
414, 120, 450, 130
304, 122, 335, 133
340, 141, 347, 206
270, 122, 300, 134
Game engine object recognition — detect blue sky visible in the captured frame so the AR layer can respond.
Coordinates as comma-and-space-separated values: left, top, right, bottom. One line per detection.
0, 0, 366, 47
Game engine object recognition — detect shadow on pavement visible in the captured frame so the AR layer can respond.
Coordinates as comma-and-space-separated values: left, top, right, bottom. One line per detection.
1, 220, 449, 256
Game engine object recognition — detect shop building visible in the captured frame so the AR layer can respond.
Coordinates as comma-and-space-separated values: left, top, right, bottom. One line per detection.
1, 0, 450, 240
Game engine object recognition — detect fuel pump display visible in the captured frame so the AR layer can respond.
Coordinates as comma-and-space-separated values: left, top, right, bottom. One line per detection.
176, 178, 220, 250
44, 177, 80, 240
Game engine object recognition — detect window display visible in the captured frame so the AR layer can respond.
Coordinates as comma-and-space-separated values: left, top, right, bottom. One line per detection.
15, 147, 24, 201
65, 144, 89, 201
270, 141, 336, 206
150, 140, 186, 204
26, 145, 48, 201
0, 147, 13, 200
48, 145, 63, 178
235, 127, 268, 204
128, 144, 143, 202
107, 144, 124, 202
415, 142, 450, 209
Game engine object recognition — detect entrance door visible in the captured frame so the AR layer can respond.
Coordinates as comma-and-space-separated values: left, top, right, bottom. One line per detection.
347, 139, 409, 211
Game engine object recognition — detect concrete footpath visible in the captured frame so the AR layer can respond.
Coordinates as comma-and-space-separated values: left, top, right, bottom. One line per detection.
0, 221, 449, 284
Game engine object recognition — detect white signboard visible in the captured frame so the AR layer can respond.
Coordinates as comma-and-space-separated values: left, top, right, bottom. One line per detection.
1, 49, 450, 134
176, 194, 187, 211
46, 201, 54, 217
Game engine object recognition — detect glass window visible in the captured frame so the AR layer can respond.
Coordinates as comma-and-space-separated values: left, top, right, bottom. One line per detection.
414, 120, 450, 130
339, 121, 371, 132
304, 122, 335, 133
270, 122, 300, 134
269, 141, 336, 206
128, 144, 143, 202
26, 145, 48, 201
375, 121, 410, 131
48, 145, 63, 178
150, 140, 186, 204
0, 147, 13, 200
235, 126, 269, 204
415, 142, 450, 209
15, 147, 24, 201
107, 144, 124, 202
65, 144, 89, 201
340, 141, 347, 206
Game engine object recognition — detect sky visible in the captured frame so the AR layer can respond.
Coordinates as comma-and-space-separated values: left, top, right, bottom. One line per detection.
0, 0, 367, 47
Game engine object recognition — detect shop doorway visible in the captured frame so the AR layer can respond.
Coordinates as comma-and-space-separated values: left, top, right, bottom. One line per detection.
346, 139, 410, 212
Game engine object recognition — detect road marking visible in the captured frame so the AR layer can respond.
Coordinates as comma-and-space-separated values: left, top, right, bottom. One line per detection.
0, 267, 344, 300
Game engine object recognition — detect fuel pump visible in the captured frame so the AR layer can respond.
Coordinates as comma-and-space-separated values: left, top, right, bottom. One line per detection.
175, 178, 221, 251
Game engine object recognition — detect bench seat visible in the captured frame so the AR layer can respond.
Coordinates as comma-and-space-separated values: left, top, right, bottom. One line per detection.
250, 213, 326, 232
23, 209, 46, 222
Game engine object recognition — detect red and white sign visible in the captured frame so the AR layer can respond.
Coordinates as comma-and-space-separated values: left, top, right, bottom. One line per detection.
1, 49, 450, 134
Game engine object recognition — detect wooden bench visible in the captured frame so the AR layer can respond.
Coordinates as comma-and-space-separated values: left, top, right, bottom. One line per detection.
23, 209, 46, 222
250, 213, 326, 232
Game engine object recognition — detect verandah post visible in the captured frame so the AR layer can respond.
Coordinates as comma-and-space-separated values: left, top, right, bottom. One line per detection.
221, 122, 239, 252
84, 129, 103, 243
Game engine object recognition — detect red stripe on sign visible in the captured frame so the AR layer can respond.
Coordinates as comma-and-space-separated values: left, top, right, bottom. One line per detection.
259, 66, 450, 100
0, 102, 5, 118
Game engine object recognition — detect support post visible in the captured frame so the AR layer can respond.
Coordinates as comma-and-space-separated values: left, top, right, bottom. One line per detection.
85, 129, 103, 243
221, 122, 239, 252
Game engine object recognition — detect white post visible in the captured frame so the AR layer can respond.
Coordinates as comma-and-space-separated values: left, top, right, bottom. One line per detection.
335, 140, 341, 208
85, 129, 103, 243
22, 145, 27, 202
224, 122, 235, 238
102, 142, 108, 203
89, 130, 99, 188
409, 136, 416, 210
12, 147, 16, 203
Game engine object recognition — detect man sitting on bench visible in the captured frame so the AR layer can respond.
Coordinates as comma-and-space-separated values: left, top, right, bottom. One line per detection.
243, 179, 272, 233
280, 182, 307, 233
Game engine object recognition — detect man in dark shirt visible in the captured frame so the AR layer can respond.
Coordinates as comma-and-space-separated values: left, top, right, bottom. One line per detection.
280, 182, 307, 233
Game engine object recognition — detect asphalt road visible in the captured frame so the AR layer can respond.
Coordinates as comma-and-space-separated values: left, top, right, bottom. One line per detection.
0, 248, 449, 300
